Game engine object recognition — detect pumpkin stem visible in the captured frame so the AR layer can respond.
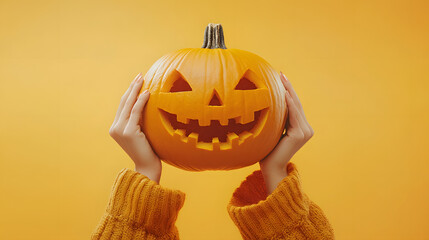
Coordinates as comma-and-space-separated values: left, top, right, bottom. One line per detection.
202, 23, 227, 49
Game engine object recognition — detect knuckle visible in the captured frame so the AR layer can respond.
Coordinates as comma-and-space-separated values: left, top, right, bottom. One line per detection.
309, 128, 315, 137
109, 131, 115, 138
302, 132, 308, 140
109, 127, 118, 137
131, 107, 140, 114
291, 131, 305, 141
122, 130, 134, 139
303, 127, 310, 135
137, 132, 147, 140
298, 131, 305, 140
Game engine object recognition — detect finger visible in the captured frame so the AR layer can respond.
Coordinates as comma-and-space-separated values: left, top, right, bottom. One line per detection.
280, 72, 306, 119
275, 93, 304, 158
280, 72, 302, 109
285, 90, 301, 129
285, 86, 312, 140
119, 74, 144, 122
281, 73, 313, 134
294, 102, 311, 138
113, 73, 142, 124
128, 90, 150, 128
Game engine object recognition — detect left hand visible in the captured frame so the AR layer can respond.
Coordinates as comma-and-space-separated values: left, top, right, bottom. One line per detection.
109, 73, 162, 183
259, 72, 314, 194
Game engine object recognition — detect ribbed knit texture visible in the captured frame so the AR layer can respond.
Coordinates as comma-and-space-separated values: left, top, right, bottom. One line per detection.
92, 163, 334, 239
227, 162, 335, 240
91, 169, 186, 240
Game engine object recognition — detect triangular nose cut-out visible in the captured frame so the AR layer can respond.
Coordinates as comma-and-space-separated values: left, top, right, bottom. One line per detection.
209, 90, 223, 106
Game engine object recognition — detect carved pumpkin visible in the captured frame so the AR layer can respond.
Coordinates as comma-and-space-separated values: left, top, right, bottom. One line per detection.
140, 23, 287, 171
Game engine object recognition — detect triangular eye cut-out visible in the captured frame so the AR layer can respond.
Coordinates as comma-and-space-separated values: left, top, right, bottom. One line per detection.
209, 90, 223, 106
234, 77, 257, 90
169, 77, 192, 92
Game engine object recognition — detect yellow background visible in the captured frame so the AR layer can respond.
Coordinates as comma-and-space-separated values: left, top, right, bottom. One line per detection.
1, 0, 428, 239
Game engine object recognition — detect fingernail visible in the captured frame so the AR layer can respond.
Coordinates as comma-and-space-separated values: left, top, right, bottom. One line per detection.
137, 75, 144, 83
281, 72, 289, 82
279, 72, 285, 81
132, 73, 140, 84
141, 90, 149, 96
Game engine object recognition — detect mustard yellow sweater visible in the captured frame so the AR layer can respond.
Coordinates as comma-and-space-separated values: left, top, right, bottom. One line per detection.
92, 163, 334, 239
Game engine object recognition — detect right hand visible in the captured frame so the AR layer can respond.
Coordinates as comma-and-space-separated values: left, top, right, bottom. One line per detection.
109, 73, 162, 183
259, 72, 314, 194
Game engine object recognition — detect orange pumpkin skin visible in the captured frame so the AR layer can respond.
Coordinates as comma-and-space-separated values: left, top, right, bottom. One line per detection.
140, 25, 287, 171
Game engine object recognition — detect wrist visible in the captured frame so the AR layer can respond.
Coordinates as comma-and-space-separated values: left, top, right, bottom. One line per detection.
261, 164, 288, 179
135, 160, 162, 183
259, 159, 288, 176
259, 161, 288, 195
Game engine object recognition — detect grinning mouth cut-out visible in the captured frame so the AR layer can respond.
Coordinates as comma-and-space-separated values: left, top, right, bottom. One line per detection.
159, 108, 269, 150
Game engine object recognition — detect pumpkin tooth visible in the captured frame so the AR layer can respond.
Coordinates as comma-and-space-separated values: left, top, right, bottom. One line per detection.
239, 131, 253, 143
234, 116, 244, 124
173, 129, 186, 142
177, 115, 189, 124
173, 129, 185, 136
212, 137, 221, 150
188, 132, 199, 145
243, 112, 255, 124
198, 118, 210, 126
219, 117, 228, 126
227, 132, 239, 148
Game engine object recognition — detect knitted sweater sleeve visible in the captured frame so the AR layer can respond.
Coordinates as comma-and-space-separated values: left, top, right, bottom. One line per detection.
227, 162, 334, 240
91, 169, 186, 240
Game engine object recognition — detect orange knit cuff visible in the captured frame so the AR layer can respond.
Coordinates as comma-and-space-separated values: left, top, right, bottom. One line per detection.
105, 168, 186, 237
227, 162, 310, 239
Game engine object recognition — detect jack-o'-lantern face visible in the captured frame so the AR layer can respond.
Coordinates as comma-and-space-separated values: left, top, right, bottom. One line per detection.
140, 24, 287, 171
158, 68, 270, 147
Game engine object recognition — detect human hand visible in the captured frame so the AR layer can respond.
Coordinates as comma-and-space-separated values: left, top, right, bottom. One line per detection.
109, 73, 162, 183
259, 72, 314, 194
